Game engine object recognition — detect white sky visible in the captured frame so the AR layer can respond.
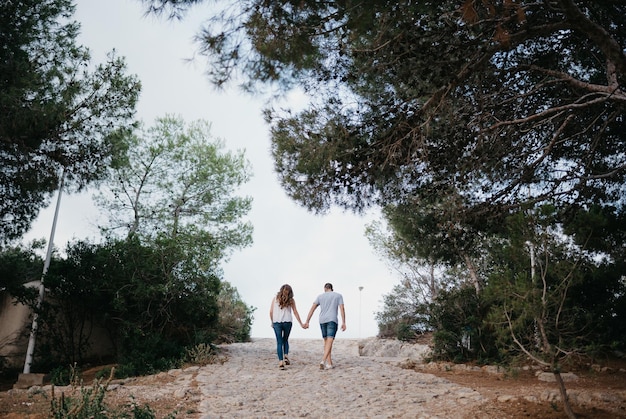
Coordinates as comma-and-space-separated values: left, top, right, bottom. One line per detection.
22, 0, 398, 339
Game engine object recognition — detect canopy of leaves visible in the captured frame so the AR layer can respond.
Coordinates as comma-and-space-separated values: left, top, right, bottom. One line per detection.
140, 0, 626, 238
0, 0, 140, 243
0, 242, 44, 302
95, 115, 253, 273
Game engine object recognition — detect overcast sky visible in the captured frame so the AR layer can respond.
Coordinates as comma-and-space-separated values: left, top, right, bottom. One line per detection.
22, 0, 399, 340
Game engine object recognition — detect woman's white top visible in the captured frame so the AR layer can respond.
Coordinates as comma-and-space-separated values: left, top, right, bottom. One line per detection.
272, 297, 293, 323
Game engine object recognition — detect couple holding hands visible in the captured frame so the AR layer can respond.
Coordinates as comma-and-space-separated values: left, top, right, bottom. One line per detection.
269, 283, 346, 370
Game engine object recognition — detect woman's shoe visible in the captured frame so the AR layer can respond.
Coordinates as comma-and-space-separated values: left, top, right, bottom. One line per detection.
284, 356, 291, 365
319, 362, 325, 370
279, 361, 285, 370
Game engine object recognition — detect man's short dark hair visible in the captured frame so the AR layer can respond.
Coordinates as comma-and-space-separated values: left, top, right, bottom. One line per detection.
324, 283, 333, 291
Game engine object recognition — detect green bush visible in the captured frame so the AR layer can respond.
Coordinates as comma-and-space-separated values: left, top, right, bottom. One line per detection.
428, 286, 497, 363
2, 237, 253, 383
375, 283, 431, 341
215, 281, 254, 343
395, 322, 417, 342
49, 366, 71, 386
50, 363, 80, 386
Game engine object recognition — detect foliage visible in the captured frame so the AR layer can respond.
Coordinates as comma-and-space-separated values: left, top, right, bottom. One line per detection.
569, 262, 626, 350
377, 203, 625, 362
368, 217, 482, 341
366, 219, 455, 303
38, 237, 221, 374
90, 115, 254, 361
1, 115, 254, 376
95, 115, 253, 272
382, 200, 498, 294
428, 286, 497, 363
375, 285, 429, 341
0, 0, 140, 242
215, 281, 254, 343
0, 242, 44, 303
30, 211, 253, 373
7, 116, 254, 372
481, 206, 622, 418
139, 5, 625, 380
128, 403, 171, 419
139, 1, 625, 230
185, 343, 221, 365
486, 206, 626, 364
49, 363, 80, 386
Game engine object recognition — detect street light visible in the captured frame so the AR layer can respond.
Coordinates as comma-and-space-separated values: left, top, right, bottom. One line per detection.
358, 286, 364, 338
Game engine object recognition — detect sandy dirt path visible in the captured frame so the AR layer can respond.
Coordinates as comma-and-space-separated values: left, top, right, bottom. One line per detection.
194, 338, 483, 418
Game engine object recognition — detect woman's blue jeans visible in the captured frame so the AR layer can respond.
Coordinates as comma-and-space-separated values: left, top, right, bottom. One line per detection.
272, 321, 293, 361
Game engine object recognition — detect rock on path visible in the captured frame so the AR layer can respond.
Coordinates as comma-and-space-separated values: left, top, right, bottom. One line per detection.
194, 338, 484, 418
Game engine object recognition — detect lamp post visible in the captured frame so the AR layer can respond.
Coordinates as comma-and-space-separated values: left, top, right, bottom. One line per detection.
358, 286, 364, 338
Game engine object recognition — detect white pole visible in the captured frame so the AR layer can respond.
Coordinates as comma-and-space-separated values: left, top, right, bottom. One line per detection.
358, 286, 363, 338
23, 171, 65, 374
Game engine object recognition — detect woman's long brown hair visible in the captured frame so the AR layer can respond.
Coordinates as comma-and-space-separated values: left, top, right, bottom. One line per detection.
276, 284, 294, 309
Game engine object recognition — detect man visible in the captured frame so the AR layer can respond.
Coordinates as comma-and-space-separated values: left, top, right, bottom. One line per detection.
304, 283, 346, 370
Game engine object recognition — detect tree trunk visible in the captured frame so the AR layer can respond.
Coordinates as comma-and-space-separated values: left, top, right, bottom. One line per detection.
463, 254, 481, 294
554, 371, 577, 419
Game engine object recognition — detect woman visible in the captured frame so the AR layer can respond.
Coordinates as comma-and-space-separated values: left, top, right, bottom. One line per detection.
270, 284, 304, 370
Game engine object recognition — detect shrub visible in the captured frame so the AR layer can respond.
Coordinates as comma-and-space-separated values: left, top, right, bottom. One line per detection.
185, 343, 220, 365
428, 286, 497, 363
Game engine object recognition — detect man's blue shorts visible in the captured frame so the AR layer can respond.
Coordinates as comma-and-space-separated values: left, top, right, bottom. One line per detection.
320, 321, 338, 338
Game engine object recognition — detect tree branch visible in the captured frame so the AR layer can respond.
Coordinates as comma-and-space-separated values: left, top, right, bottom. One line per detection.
484, 93, 617, 133
558, 0, 626, 76
504, 309, 549, 367
526, 65, 625, 97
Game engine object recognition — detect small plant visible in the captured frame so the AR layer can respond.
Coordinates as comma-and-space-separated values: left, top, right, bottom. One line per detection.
50, 366, 70, 386
185, 343, 218, 365
129, 399, 157, 419
49, 369, 112, 418
49, 368, 177, 418
50, 363, 81, 386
